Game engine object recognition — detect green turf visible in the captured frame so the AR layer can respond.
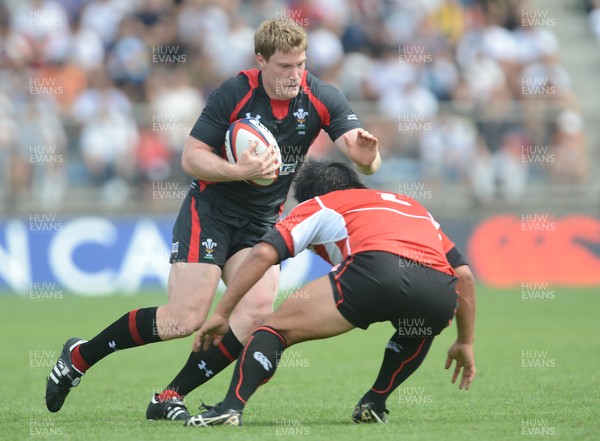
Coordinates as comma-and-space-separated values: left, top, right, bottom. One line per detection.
1, 286, 599, 440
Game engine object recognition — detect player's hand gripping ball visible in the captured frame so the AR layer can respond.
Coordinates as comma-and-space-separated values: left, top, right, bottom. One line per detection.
225, 117, 282, 186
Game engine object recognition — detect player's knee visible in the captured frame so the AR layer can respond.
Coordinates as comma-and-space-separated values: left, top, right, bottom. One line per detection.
231, 303, 274, 342
156, 306, 203, 339
249, 302, 274, 327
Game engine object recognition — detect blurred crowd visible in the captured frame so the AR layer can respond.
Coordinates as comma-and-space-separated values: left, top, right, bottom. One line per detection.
584, 0, 600, 42
0, 0, 590, 210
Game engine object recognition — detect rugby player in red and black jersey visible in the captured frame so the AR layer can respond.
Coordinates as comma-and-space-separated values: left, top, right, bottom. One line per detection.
45, 19, 380, 419
185, 160, 477, 427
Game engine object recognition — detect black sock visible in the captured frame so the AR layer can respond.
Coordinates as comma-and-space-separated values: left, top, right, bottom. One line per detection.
162, 329, 244, 397
74, 307, 161, 371
221, 327, 286, 411
361, 334, 433, 413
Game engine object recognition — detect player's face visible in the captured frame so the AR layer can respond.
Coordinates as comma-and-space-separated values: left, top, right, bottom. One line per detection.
258, 50, 306, 100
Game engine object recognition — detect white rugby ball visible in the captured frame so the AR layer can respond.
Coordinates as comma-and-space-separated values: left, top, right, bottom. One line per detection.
225, 117, 281, 187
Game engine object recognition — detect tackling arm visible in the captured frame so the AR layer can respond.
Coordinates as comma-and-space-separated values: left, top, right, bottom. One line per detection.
215, 242, 280, 318
195, 198, 328, 351
194, 242, 280, 351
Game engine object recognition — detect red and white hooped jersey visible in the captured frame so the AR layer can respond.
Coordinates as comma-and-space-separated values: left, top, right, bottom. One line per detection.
262, 189, 456, 276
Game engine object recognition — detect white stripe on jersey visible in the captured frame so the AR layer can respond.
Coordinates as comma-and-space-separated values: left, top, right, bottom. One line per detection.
345, 207, 438, 226
290, 197, 349, 264
345, 206, 442, 241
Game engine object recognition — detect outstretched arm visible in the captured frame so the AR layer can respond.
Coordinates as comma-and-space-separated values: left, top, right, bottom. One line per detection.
216, 242, 279, 318
334, 128, 381, 175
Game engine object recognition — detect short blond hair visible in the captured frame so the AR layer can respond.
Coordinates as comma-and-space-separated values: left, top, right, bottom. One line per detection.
254, 19, 308, 61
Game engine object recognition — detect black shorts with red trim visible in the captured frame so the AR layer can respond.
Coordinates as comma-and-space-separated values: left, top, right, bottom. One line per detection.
170, 191, 274, 267
328, 251, 457, 333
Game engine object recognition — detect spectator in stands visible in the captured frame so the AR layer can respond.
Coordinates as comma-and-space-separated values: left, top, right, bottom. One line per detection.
471, 129, 530, 203
79, 104, 138, 205
69, 12, 105, 72
420, 114, 478, 185
519, 53, 572, 100
135, 118, 171, 202
588, 0, 600, 43
147, 67, 205, 182
0, 3, 32, 69
71, 69, 132, 123
306, 20, 345, 80
80, 0, 128, 47
0, 92, 19, 206
12, 0, 71, 64
419, 46, 460, 101
15, 95, 68, 208
550, 108, 588, 185
107, 14, 151, 100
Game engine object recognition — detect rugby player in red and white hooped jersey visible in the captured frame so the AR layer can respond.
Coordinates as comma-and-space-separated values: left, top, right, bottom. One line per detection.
187, 160, 476, 427
45, 19, 380, 419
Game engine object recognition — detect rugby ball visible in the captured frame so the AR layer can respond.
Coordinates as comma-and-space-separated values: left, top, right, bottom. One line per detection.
225, 117, 281, 187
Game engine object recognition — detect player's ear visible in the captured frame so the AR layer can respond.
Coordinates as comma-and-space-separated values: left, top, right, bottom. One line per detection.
256, 53, 266, 69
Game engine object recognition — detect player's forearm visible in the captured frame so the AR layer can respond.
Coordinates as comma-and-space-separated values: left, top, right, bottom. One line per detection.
354, 151, 381, 175
454, 265, 476, 344
215, 243, 280, 317
182, 147, 241, 182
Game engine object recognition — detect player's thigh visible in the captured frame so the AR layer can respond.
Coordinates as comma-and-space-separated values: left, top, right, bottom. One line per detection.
163, 193, 229, 328
223, 247, 280, 343
263, 276, 355, 346
158, 262, 221, 329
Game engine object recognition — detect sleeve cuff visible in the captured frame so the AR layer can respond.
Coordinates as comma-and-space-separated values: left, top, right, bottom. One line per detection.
260, 229, 292, 262
446, 246, 469, 268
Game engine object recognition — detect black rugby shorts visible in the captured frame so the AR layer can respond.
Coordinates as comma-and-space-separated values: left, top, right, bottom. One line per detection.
328, 251, 457, 333
170, 192, 273, 267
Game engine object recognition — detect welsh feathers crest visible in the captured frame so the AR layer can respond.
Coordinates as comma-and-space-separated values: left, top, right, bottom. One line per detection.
293, 108, 308, 122
202, 238, 217, 251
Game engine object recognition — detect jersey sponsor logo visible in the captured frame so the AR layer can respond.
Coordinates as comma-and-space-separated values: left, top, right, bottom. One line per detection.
279, 145, 306, 176
253, 351, 273, 371
280, 163, 297, 175
201, 238, 217, 260
347, 114, 358, 121
171, 241, 179, 259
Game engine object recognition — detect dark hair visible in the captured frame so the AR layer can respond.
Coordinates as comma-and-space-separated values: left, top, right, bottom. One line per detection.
292, 159, 367, 203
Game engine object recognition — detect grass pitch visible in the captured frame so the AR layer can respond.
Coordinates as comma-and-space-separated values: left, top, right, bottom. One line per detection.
1, 286, 599, 440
